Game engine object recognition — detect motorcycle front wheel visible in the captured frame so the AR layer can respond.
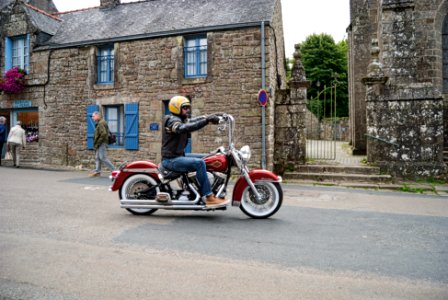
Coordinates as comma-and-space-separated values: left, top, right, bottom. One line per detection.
120, 174, 159, 215
240, 181, 282, 219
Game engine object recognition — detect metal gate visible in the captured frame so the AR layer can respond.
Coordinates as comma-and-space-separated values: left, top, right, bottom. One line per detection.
305, 83, 338, 160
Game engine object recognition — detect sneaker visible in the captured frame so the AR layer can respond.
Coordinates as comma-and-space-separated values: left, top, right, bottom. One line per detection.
205, 194, 230, 207
89, 172, 101, 177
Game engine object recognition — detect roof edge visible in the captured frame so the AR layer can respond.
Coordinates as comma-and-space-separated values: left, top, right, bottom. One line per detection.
24, 3, 61, 21
35, 21, 271, 51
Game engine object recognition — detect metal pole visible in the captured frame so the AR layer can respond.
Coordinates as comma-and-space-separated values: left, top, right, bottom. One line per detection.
261, 21, 266, 169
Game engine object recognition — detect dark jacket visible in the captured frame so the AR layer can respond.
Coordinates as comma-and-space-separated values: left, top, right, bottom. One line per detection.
162, 115, 208, 159
94, 119, 109, 150
0, 124, 6, 143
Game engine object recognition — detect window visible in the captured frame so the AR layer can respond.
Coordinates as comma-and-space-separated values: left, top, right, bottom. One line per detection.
104, 105, 124, 147
97, 46, 114, 84
4, 34, 30, 73
184, 35, 207, 78
87, 103, 139, 150
15, 109, 39, 143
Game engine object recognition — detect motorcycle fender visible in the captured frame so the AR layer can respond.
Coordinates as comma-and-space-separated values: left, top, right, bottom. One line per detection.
110, 160, 160, 192
232, 169, 281, 204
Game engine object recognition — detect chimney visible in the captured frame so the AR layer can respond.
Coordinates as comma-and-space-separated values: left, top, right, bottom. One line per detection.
100, 0, 120, 9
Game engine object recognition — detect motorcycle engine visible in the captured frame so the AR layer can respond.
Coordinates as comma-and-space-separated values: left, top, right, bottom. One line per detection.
187, 172, 226, 197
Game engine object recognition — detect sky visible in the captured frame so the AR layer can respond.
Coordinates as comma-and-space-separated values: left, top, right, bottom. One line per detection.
51, 0, 350, 59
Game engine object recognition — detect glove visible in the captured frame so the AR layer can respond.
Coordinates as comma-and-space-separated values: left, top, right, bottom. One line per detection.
206, 114, 220, 124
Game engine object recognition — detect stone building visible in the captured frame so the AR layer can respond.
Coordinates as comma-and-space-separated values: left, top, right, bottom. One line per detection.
0, 0, 287, 170
348, 0, 448, 177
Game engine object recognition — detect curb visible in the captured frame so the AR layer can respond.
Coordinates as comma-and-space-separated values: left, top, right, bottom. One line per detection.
283, 179, 448, 196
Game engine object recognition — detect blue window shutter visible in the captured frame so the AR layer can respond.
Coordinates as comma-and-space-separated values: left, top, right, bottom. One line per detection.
25, 33, 30, 72
5, 37, 12, 73
125, 102, 139, 150
87, 105, 99, 150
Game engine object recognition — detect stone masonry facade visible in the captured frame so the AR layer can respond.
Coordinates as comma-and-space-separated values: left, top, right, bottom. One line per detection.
0, 0, 289, 171
348, 0, 448, 178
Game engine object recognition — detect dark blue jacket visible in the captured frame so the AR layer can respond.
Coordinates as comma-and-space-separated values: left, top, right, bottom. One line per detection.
0, 124, 6, 143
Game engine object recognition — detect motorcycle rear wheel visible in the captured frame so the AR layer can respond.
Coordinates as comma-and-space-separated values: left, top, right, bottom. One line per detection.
240, 181, 282, 219
120, 174, 159, 215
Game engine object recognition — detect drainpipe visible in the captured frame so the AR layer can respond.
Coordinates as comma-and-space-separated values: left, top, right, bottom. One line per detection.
261, 21, 266, 169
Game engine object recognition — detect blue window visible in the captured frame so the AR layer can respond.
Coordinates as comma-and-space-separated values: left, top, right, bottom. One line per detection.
4, 34, 30, 73
184, 36, 207, 78
87, 103, 138, 150
97, 46, 114, 84
105, 105, 124, 147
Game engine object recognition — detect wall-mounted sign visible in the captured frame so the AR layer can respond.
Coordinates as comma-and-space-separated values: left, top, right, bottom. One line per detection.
13, 100, 32, 108
149, 123, 159, 131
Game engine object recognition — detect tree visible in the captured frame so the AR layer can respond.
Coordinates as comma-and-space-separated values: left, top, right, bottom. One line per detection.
299, 34, 348, 118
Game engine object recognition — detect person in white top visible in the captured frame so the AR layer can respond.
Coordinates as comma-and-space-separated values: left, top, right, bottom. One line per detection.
7, 121, 26, 168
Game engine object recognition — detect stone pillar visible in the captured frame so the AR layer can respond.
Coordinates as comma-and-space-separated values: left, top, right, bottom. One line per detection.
274, 44, 310, 175
363, 37, 446, 178
347, 0, 375, 155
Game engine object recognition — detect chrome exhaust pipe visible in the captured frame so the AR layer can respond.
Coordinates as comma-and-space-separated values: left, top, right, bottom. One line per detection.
120, 183, 202, 206
121, 204, 208, 210
121, 199, 198, 206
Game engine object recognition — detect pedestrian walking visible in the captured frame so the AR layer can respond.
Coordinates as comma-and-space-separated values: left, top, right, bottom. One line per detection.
90, 111, 115, 176
0, 116, 7, 166
7, 121, 26, 168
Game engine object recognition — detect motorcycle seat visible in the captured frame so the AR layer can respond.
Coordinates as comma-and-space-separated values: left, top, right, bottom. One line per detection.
158, 163, 182, 180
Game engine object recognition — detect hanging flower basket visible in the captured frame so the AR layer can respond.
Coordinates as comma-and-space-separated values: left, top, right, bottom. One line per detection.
0, 67, 26, 94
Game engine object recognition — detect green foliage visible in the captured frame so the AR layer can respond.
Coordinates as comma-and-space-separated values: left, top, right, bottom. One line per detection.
298, 34, 349, 118
400, 184, 426, 194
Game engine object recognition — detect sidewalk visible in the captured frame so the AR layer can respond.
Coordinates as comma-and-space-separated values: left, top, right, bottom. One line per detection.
296, 140, 448, 196
2, 144, 447, 196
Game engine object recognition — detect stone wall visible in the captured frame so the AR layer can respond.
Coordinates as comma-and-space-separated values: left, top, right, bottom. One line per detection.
359, 0, 447, 178
366, 84, 446, 177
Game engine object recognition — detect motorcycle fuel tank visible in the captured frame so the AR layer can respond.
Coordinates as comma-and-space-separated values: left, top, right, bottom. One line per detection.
204, 153, 228, 172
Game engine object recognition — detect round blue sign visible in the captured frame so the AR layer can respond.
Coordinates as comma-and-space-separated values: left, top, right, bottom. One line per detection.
258, 89, 268, 107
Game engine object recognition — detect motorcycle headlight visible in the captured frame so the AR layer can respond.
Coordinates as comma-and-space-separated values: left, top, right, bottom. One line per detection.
240, 145, 251, 163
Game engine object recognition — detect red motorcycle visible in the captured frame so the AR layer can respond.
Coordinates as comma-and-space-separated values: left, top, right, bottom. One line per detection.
109, 114, 283, 219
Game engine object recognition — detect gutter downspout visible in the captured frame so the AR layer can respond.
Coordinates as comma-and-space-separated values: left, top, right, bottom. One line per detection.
261, 21, 266, 169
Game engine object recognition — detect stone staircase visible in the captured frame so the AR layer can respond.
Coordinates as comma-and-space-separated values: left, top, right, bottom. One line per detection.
283, 164, 393, 184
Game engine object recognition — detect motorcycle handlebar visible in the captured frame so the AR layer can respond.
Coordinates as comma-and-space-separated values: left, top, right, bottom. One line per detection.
215, 114, 235, 147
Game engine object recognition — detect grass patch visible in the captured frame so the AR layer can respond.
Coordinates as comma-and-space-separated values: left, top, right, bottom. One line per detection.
400, 183, 431, 194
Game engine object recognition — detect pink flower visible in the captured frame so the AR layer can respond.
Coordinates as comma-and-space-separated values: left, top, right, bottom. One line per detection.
0, 67, 26, 94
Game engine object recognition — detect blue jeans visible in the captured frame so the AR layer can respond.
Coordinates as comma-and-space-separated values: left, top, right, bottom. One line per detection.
162, 156, 211, 197
95, 143, 115, 173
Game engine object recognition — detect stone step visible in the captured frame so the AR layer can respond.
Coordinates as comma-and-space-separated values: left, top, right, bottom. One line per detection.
284, 172, 393, 184
295, 165, 380, 175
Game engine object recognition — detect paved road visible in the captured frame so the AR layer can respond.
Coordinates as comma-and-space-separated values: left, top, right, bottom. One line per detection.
0, 167, 447, 299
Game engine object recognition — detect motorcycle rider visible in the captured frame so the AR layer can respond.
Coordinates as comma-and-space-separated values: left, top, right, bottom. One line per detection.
161, 96, 229, 207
